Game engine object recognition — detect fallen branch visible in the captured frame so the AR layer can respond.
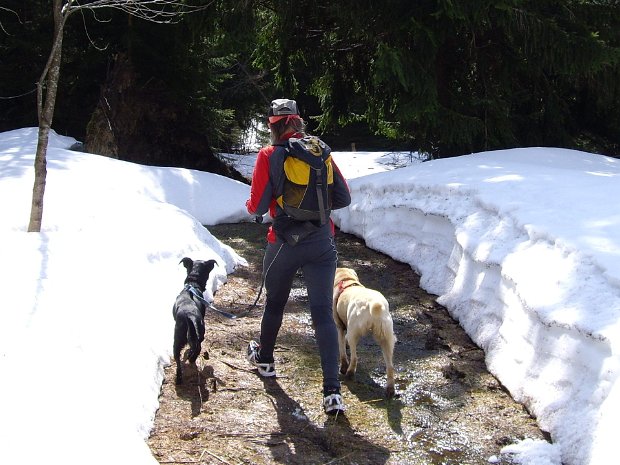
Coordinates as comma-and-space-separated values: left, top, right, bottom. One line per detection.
220, 360, 255, 373
220, 360, 289, 378
322, 452, 354, 464
159, 461, 198, 464
218, 387, 263, 393
217, 431, 286, 438
359, 398, 385, 405
202, 448, 236, 465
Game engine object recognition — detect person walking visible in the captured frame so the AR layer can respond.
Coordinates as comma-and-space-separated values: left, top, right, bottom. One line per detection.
245, 98, 351, 415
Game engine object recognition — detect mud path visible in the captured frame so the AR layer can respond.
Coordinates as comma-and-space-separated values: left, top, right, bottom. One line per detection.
148, 223, 546, 465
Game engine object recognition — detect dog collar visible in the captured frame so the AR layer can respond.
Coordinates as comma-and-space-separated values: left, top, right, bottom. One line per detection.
337, 279, 361, 293
184, 284, 204, 298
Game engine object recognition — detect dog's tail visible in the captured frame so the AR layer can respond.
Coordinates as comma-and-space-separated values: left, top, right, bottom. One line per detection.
372, 302, 396, 344
370, 302, 384, 318
186, 314, 205, 363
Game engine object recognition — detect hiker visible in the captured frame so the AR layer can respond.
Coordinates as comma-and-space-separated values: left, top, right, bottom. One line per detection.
245, 98, 352, 414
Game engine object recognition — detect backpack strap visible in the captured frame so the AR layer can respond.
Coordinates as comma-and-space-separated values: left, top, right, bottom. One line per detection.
314, 165, 328, 225
270, 144, 290, 213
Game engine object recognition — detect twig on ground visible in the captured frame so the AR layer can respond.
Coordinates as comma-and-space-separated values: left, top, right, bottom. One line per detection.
202, 448, 236, 465
217, 432, 286, 438
456, 346, 481, 356
359, 398, 384, 404
220, 360, 255, 373
196, 360, 204, 406
261, 391, 278, 410
217, 387, 259, 392
159, 461, 198, 464
274, 344, 293, 351
322, 452, 354, 464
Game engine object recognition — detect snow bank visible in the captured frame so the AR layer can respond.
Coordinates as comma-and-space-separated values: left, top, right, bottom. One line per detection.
0, 128, 251, 465
333, 148, 620, 465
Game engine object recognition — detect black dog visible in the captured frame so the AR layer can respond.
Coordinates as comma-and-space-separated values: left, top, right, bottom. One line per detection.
172, 257, 217, 384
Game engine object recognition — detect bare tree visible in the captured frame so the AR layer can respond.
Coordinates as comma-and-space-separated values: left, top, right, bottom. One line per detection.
0, 6, 21, 35
28, 0, 211, 232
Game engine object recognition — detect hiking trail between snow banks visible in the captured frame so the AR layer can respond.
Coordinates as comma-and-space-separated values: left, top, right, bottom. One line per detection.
148, 222, 546, 465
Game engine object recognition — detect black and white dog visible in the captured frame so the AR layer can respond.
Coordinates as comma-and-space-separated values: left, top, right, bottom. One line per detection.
172, 257, 217, 384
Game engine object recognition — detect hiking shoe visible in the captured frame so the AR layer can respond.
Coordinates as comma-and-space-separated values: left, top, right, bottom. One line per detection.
323, 387, 345, 415
246, 340, 276, 377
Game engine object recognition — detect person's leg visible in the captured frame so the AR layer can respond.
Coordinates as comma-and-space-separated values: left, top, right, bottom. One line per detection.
257, 241, 298, 362
302, 237, 340, 391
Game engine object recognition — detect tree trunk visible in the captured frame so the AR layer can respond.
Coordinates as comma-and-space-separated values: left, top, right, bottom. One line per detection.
85, 53, 247, 183
28, 127, 50, 232
28, 1, 65, 232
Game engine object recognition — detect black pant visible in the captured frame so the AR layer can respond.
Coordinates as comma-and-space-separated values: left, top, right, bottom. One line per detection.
259, 231, 340, 391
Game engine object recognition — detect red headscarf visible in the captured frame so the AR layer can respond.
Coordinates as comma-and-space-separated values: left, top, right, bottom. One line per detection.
268, 114, 301, 125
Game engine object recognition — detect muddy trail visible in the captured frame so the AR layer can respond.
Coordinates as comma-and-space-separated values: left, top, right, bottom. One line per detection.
148, 223, 546, 465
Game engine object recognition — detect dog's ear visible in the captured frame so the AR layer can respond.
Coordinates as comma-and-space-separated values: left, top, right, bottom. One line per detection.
180, 257, 194, 274
205, 259, 217, 273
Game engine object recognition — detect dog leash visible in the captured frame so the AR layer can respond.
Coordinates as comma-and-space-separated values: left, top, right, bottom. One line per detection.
245, 241, 284, 311
181, 240, 285, 320
184, 284, 240, 320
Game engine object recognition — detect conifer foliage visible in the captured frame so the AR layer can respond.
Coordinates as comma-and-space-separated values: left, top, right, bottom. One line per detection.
1, 0, 619, 162
252, 0, 620, 157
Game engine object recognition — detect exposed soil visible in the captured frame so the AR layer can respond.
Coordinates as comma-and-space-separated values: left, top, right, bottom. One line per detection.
148, 223, 547, 465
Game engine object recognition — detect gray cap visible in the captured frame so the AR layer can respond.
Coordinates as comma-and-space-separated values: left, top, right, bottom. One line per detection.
269, 98, 299, 117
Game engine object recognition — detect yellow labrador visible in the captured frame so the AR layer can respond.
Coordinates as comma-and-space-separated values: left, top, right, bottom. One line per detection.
333, 267, 396, 398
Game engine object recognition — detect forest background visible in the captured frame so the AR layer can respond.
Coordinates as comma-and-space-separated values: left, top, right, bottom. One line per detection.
1, 0, 619, 172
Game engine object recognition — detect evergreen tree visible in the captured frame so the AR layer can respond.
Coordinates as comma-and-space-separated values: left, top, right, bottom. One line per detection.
252, 0, 620, 157
2, 0, 619, 160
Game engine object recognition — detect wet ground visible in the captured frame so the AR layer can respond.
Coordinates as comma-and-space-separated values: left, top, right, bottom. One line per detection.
148, 222, 547, 464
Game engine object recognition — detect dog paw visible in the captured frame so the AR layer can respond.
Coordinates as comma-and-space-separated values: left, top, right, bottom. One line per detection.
385, 386, 396, 399
344, 371, 355, 380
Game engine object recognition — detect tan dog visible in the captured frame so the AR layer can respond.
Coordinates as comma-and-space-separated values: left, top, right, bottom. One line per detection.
333, 267, 396, 398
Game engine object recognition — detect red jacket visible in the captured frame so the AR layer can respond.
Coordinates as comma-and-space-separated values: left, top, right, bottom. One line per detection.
246, 132, 351, 243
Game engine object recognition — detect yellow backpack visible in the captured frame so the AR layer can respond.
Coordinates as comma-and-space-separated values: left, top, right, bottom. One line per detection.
276, 136, 334, 225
